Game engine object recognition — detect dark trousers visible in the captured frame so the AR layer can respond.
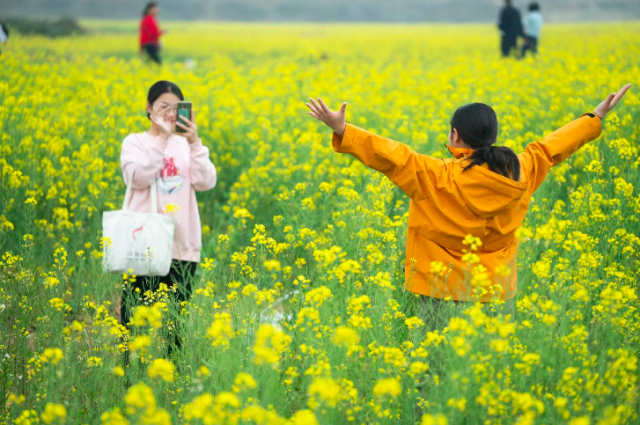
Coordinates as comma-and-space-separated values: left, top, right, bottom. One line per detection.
501, 35, 518, 57
142, 44, 161, 64
420, 295, 516, 331
122, 260, 196, 356
522, 36, 538, 57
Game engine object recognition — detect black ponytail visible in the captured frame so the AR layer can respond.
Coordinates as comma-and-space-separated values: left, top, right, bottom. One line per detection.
451, 103, 521, 182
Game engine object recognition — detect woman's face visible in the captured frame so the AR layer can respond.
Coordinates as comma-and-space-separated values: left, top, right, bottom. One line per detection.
148, 92, 181, 127
150, 6, 159, 16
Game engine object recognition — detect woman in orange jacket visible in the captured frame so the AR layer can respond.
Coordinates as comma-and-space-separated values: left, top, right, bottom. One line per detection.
306, 84, 630, 323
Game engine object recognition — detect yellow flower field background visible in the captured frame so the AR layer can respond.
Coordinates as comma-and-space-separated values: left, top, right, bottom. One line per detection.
1, 22, 640, 425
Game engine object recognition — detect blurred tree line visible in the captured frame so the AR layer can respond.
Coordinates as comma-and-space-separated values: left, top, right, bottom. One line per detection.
4, 16, 85, 37
2, 0, 639, 22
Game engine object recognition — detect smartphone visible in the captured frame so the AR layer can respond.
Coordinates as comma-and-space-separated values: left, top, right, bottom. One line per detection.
176, 101, 192, 133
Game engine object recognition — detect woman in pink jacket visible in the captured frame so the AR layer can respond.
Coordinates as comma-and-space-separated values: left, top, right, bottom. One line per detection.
120, 80, 216, 352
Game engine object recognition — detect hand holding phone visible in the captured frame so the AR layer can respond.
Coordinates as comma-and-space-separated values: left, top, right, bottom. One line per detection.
176, 101, 192, 133
175, 101, 199, 144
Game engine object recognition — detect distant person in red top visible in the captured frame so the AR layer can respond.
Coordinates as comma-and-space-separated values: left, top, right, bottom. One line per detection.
140, 2, 163, 64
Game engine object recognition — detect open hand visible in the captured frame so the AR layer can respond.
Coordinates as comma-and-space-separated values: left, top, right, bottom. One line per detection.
595, 84, 631, 119
306, 98, 348, 137
150, 112, 173, 141
176, 109, 199, 144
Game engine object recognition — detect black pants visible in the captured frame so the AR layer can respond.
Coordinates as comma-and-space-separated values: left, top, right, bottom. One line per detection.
142, 44, 161, 64
501, 35, 518, 57
420, 295, 516, 331
121, 260, 196, 355
521, 36, 538, 57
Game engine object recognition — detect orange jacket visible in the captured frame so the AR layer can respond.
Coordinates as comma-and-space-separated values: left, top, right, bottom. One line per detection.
332, 114, 602, 301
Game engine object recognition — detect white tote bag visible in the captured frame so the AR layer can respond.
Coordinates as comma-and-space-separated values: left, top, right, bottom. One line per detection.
102, 181, 175, 276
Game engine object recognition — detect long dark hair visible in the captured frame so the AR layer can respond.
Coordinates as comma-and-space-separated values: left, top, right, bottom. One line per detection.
451, 103, 521, 181
146, 80, 184, 119
142, 2, 158, 17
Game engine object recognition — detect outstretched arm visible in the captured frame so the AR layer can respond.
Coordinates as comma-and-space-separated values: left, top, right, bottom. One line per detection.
305, 98, 443, 201
594, 83, 631, 120
519, 84, 631, 192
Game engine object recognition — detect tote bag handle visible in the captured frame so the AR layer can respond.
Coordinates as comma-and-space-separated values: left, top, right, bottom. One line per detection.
122, 180, 159, 213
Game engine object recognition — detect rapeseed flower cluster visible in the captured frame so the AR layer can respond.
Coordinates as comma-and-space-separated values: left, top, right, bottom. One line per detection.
1, 22, 639, 425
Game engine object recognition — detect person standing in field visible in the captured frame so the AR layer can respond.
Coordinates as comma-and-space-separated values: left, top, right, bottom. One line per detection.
521, 2, 544, 58
0, 18, 9, 56
305, 84, 631, 327
498, 0, 523, 57
120, 80, 217, 352
140, 2, 164, 64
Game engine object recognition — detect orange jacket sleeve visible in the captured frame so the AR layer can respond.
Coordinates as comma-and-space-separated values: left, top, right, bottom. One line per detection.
518, 114, 602, 193
332, 123, 443, 201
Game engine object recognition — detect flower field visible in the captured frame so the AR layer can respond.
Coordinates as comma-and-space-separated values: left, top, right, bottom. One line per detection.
1, 22, 640, 425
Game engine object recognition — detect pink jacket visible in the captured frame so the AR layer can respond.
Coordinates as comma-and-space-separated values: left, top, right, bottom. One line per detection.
120, 132, 217, 263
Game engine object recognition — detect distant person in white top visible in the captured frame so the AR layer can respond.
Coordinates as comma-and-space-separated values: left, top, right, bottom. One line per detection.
0, 18, 9, 53
522, 2, 543, 57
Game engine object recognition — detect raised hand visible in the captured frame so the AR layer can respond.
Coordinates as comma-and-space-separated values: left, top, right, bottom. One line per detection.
595, 84, 631, 119
150, 111, 173, 141
306, 98, 348, 137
